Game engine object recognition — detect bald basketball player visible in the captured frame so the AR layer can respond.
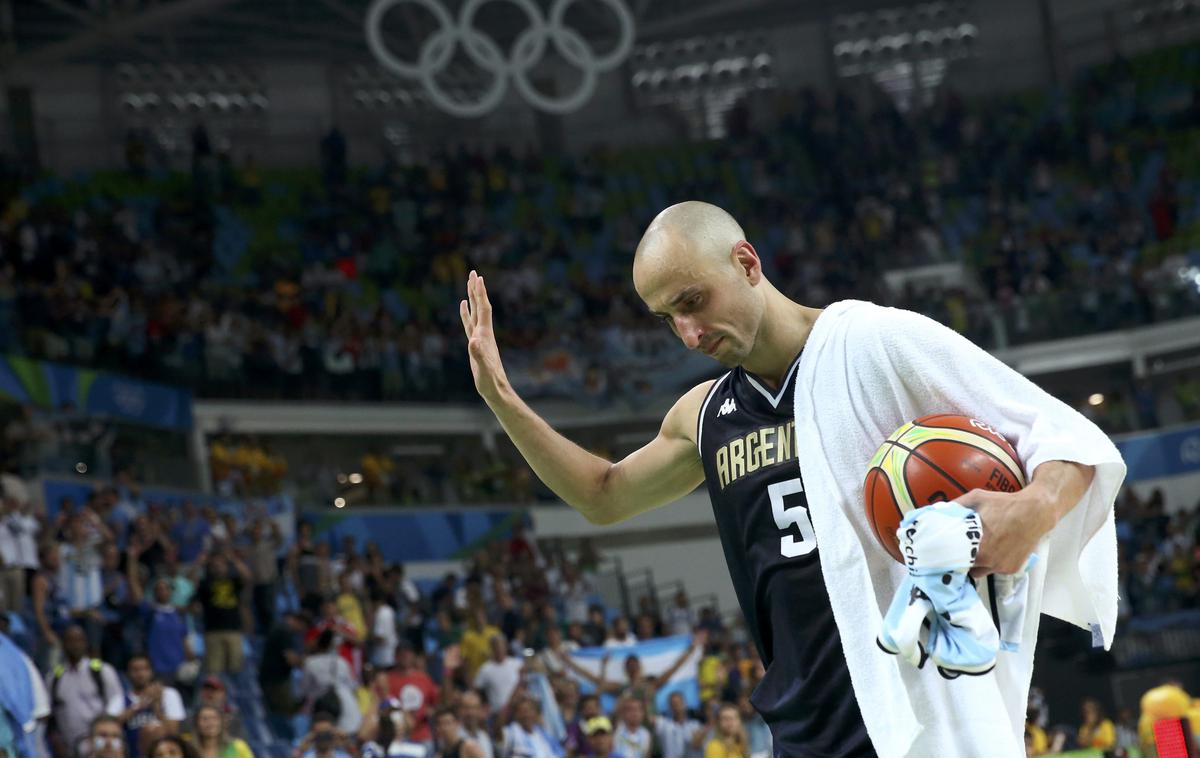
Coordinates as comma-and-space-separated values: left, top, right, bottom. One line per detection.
459, 201, 1096, 756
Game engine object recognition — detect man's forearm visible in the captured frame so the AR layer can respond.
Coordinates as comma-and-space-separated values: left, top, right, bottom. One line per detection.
485, 386, 613, 520
1026, 460, 1096, 535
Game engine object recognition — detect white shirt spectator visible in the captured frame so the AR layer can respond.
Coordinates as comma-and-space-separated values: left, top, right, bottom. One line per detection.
371, 603, 398, 668
604, 633, 638, 649
500, 722, 556, 758
654, 715, 703, 758
462, 727, 494, 758
300, 651, 363, 734
10, 513, 38, 569
666, 606, 694, 638
473, 657, 524, 713
614, 722, 651, 758
559, 577, 593, 625
0, 518, 18, 568
44, 658, 123, 753
58, 544, 103, 611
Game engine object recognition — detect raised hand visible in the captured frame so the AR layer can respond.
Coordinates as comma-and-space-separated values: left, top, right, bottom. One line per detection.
460, 270, 512, 404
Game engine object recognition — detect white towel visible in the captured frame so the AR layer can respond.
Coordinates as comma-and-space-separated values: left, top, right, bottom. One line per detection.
792, 300, 1126, 758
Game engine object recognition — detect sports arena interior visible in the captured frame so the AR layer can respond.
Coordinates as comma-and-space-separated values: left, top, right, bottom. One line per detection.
0, 0, 1197, 756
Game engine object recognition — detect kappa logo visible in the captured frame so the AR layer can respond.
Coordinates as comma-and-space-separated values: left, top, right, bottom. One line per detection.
717, 398, 738, 417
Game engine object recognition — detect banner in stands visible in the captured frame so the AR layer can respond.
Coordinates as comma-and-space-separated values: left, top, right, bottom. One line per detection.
1115, 421, 1200, 481
304, 508, 523, 563
0, 355, 193, 430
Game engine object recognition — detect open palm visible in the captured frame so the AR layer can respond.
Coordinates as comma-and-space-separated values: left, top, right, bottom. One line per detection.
459, 270, 511, 404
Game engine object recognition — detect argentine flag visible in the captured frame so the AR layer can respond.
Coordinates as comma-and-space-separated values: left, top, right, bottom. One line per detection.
563, 634, 702, 713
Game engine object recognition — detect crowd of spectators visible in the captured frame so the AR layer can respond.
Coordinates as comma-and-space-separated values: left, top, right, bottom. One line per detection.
0, 455, 1191, 758
1115, 486, 1200, 619
0, 47, 1197, 407
0, 466, 803, 758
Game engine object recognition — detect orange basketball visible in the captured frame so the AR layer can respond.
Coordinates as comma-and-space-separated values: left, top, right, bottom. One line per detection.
863, 413, 1026, 563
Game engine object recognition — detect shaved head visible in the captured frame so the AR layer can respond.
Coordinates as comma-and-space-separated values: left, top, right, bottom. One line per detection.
634, 201, 746, 271
633, 201, 766, 367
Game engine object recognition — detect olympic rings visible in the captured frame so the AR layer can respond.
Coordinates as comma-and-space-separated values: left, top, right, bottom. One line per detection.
364, 0, 635, 117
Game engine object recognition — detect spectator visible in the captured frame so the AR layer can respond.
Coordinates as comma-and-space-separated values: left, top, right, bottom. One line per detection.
456, 691, 493, 758
359, 703, 424, 758
44, 625, 123, 758
583, 717, 631, 758
473, 637, 523, 716
188, 705, 253, 758
129, 543, 192, 684
292, 714, 352, 758
581, 608, 606, 648
702, 705, 745, 758
86, 715, 127, 758
563, 694, 601, 758
109, 654, 185, 757
300, 629, 363, 736
612, 699, 649, 758
1076, 698, 1115, 751
0, 494, 23, 614
368, 588, 399, 671
460, 609, 501, 683
432, 707, 484, 758
147, 735, 201, 758
171, 504, 210, 566
385, 640, 439, 743
58, 513, 109, 651
197, 678, 245, 741
665, 593, 693, 639
193, 549, 250, 674
248, 520, 282, 635
259, 611, 309, 740
498, 697, 558, 758
31, 543, 68, 669
734, 697, 768, 758
603, 619, 636, 649
655, 693, 704, 758
557, 633, 704, 719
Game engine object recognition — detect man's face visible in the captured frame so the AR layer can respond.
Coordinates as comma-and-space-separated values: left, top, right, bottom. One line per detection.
669, 693, 686, 719
460, 693, 483, 725
63, 626, 87, 660
434, 714, 458, 745
581, 698, 601, 720
589, 731, 613, 755
153, 579, 172, 605
128, 657, 153, 689
91, 721, 124, 758
622, 700, 644, 727
633, 239, 762, 368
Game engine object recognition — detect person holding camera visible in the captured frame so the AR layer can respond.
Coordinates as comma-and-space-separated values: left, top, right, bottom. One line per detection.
293, 713, 360, 758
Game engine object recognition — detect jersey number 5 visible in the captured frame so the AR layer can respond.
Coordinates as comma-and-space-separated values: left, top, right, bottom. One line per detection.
768, 478, 816, 557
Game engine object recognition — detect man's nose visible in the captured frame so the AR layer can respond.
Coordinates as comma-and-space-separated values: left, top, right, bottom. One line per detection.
677, 318, 704, 350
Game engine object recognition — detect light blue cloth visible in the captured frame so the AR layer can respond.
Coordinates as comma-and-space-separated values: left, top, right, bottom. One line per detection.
0, 632, 36, 758
878, 503, 1034, 678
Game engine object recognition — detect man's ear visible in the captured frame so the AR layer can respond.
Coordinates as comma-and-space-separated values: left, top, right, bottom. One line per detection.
731, 241, 762, 285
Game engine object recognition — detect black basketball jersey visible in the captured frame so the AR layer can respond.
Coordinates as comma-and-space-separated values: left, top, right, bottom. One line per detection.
697, 351, 875, 757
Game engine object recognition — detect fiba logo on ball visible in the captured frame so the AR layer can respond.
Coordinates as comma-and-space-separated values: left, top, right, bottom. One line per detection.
364, 0, 636, 117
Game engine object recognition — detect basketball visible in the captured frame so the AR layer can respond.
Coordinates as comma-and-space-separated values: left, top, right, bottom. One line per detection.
863, 414, 1027, 563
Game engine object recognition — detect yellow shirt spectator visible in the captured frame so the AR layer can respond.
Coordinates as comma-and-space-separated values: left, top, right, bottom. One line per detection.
460, 621, 502, 681
704, 738, 746, 758
1078, 719, 1115, 749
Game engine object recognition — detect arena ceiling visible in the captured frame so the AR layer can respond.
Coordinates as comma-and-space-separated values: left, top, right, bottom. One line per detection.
0, 0, 903, 72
